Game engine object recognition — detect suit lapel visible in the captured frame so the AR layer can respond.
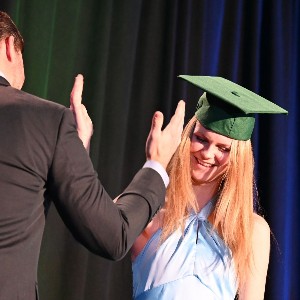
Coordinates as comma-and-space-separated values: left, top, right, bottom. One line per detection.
0, 76, 10, 86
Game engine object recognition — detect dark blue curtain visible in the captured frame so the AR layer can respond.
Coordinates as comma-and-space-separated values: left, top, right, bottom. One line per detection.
0, 0, 299, 299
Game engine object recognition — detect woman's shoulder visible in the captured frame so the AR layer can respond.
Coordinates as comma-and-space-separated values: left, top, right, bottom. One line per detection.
251, 213, 271, 247
238, 213, 271, 299
146, 209, 165, 234
252, 213, 270, 233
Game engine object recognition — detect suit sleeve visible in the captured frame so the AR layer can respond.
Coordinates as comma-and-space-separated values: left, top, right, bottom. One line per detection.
48, 109, 166, 260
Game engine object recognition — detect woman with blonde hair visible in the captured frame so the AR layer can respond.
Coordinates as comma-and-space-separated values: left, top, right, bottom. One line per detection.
130, 76, 287, 300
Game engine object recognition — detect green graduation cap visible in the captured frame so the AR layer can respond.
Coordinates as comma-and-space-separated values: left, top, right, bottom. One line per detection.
179, 75, 288, 140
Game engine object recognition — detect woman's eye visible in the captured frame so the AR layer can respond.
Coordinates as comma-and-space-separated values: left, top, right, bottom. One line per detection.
195, 135, 206, 143
218, 146, 230, 152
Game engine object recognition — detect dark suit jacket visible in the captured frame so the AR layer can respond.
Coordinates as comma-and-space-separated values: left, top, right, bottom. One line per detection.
0, 76, 165, 299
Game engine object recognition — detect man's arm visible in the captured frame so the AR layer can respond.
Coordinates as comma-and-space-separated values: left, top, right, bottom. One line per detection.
51, 74, 184, 260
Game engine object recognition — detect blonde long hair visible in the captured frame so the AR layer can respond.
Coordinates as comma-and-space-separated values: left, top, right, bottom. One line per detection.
163, 116, 256, 291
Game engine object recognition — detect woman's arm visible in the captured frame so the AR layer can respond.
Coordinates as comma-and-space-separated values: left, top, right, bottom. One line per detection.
239, 214, 270, 300
131, 209, 164, 260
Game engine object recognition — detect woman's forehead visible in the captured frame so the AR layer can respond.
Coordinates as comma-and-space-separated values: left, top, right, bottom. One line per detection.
194, 121, 233, 145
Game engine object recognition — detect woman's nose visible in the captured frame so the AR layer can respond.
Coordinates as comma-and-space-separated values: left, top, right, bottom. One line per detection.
200, 144, 215, 159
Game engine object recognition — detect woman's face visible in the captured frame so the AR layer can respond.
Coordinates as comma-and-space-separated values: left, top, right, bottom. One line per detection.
190, 121, 232, 185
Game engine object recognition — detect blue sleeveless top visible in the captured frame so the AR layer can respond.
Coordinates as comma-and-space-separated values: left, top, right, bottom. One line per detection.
132, 201, 238, 299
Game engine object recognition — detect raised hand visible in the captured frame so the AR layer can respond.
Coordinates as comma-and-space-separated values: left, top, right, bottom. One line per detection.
70, 74, 93, 152
146, 100, 185, 169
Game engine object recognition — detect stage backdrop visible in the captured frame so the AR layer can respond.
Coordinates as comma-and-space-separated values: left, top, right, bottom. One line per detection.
0, 1, 299, 299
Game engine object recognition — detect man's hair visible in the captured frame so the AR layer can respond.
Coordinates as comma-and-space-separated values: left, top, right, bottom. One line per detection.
0, 11, 24, 52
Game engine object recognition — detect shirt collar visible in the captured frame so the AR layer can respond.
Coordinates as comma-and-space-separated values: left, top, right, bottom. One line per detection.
0, 70, 7, 79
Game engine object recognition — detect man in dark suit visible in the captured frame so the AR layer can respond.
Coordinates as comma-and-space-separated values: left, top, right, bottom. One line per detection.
0, 11, 185, 299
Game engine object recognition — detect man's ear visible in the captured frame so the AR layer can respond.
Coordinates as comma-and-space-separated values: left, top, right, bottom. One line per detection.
5, 36, 15, 62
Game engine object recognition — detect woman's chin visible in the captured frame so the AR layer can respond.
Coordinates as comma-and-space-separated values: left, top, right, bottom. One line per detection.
191, 173, 223, 186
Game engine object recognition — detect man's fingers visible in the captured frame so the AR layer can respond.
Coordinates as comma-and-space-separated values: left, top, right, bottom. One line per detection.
68, 74, 93, 151
69, 74, 87, 130
169, 100, 185, 127
70, 74, 84, 109
162, 100, 185, 138
145, 101, 185, 168
145, 111, 163, 160
151, 111, 164, 136
75, 104, 90, 129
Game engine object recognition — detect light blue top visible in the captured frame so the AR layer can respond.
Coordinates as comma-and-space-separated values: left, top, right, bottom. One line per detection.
132, 201, 238, 299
